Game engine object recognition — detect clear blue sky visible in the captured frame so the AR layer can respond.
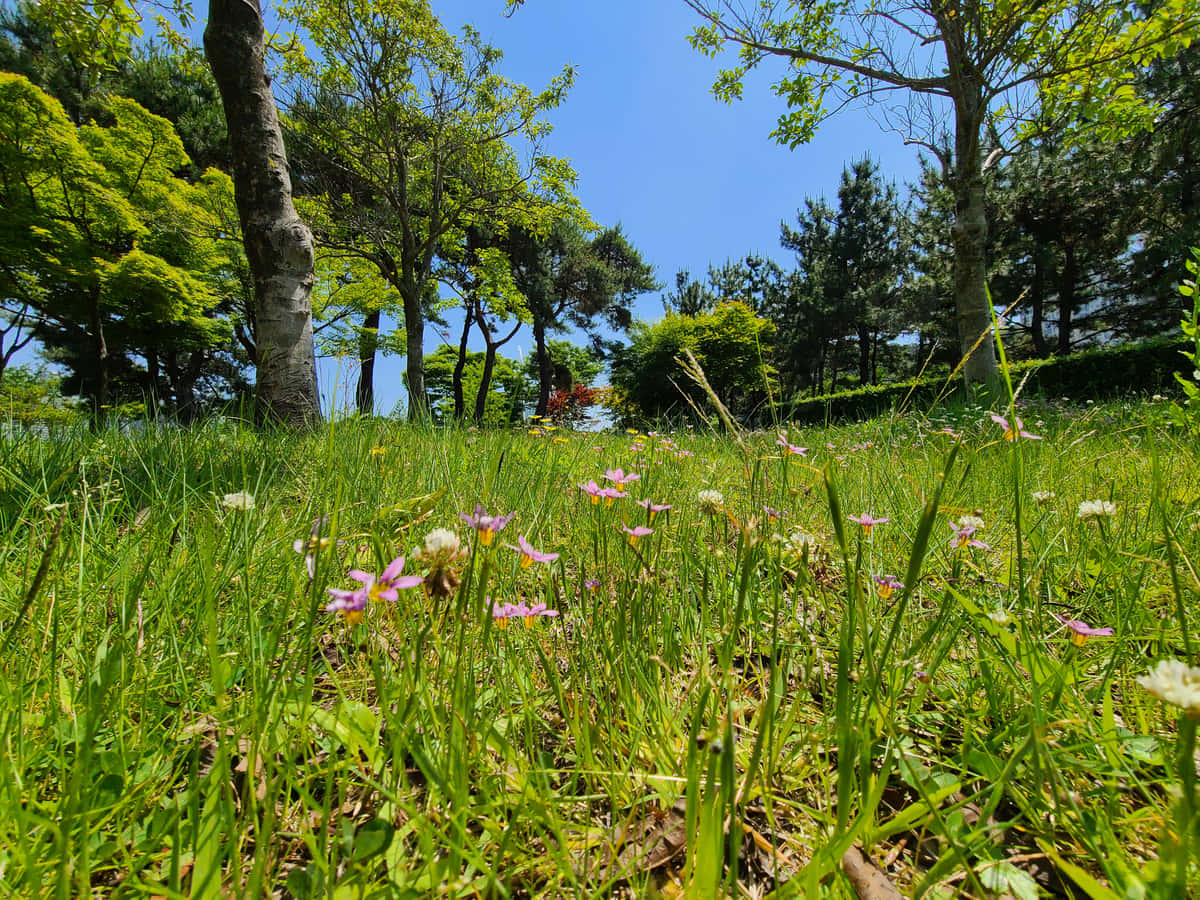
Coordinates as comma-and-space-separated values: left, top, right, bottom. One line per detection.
345, 1, 925, 414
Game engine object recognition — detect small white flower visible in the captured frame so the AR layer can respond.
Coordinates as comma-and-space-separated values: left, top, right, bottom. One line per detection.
221, 491, 256, 511
1138, 660, 1200, 713
420, 528, 461, 560
1031, 490, 1056, 504
987, 609, 1013, 627
784, 531, 819, 556
1077, 499, 1117, 521
697, 490, 725, 514
953, 515, 985, 532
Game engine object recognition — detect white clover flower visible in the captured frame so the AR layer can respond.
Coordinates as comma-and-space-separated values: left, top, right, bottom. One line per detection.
1138, 660, 1200, 713
221, 491, 256, 511
784, 531, 819, 556
420, 528, 462, 560
1032, 490, 1056, 504
1077, 499, 1117, 521
697, 490, 725, 514
987, 609, 1013, 627
953, 515, 985, 532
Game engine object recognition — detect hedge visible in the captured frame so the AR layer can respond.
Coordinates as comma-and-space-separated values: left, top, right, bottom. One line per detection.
786, 338, 1189, 424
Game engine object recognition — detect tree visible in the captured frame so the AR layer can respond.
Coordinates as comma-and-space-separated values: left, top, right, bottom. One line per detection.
686, 0, 1200, 390
282, 0, 577, 419
205, 0, 321, 427
662, 269, 716, 316
610, 301, 775, 426
0, 74, 230, 421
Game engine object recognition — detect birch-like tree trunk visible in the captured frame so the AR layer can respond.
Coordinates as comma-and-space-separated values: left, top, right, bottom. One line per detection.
205, 0, 320, 427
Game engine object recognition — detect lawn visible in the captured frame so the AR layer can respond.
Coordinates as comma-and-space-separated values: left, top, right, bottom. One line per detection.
1, 396, 1198, 898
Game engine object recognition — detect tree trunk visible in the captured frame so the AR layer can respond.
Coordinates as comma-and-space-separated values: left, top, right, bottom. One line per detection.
402, 281, 427, 420
1030, 248, 1048, 356
949, 82, 999, 391
205, 0, 320, 428
1057, 243, 1078, 355
88, 283, 108, 427
452, 301, 474, 421
533, 320, 553, 419
356, 308, 380, 415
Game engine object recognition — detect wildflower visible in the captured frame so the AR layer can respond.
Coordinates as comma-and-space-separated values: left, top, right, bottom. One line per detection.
370, 445, 387, 458
1055, 614, 1114, 647
762, 505, 785, 522
784, 531, 818, 556
873, 574, 904, 600
1138, 660, 1200, 713
848, 513, 888, 535
989, 413, 1041, 441
325, 586, 368, 625
622, 524, 654, 545
459, 504, 516, 546
987, 609, 1013, 627
954, 515, 985, 532
597, 486, 623, 506
508, 535, 559, 568
347, 556, 423, 603
1032, 490, 1056, 504
698, 490, 725, 515
1077, 499, 1117, 521
636, 498, 672, 521
604, 468, 641, 492
776, 434, 808, 456
950, 523, 991, 551
584, 578, 601, 591
580, 480, 604, 504
293, 535, 333, 578
675, 450, 695, 459
491, 599, 560, 628
414, 528, 466, 597
221, 491, 255, 511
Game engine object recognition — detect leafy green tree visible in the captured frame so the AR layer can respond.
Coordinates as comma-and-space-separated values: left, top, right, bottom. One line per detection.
686, 0, 1200, 390
282, 0, 578, 419
662, 269, 716, 316
610, 301, 775, 425
424, 344, 526, 426
0, 74, 229, 420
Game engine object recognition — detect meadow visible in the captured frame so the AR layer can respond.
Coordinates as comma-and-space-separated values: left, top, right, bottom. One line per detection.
1, 396, 1199, 898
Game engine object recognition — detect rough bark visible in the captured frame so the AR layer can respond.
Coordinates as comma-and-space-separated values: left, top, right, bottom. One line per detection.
949, 87, 999, 391
1057, 243, 1078, 355
401, 280, 427, 420
452, 301, 474, 422
204, 0, 320, 428
356, 308, 380, 416
533, 319, 553, 418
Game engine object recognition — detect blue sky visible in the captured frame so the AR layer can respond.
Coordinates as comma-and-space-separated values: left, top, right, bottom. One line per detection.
340, 1, 925, 414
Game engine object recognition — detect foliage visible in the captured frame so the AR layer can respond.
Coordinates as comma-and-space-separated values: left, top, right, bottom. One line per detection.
544, 382, 598, 427
1168, 248, 1200, 431
610, 300, 776, 426
423, 344, 526, 426
0, 364, 81, 428
788, 337, 1190, 423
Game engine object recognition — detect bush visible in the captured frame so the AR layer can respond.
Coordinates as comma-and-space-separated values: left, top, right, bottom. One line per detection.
786, 338, 1189, 424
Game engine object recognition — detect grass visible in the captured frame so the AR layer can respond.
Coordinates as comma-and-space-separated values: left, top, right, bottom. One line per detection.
1, 395, 1198, 898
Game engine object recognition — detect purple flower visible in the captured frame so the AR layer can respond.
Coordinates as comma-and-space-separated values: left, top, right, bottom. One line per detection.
951, 524, 991, 551
491, 599, 560, 628
776, 434, 807, 456
293, 515, 333, 579
1055, 614, 1114, 647
584, 578, 601, 591
325, 586, 368, 624
636, 498, 672, 521
622, 523, 654, 545
990, 413, 1041, 442
873, 574, 904, 600
459, 504, 515, 546
507, 535, 559, 568
347, 556, 424, 604
848, 513, 889, 535
762, 505, 786, 521
603, 468, 641, 492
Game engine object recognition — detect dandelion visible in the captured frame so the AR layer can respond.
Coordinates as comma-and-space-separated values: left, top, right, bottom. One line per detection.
1138, 660, 1200, 713
221, 491, 255, 511
776, 434, 807, 456
507, 535, 559, 568
989, 413, 1041, 441
622, 523, 654, 545
848, 513, 888, 535
604, 468, 641, 492
459, 504, 516, 546
873, 574, 903, 600
1054, 614, 1114, 647
1077, 499, 1117, 521
1032, 490, 1056, 504
347, 556, 423, 604
698, 490, 724, 515
636, 498, 671, 521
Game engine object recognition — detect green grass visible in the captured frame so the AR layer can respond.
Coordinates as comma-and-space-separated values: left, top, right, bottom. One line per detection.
1, 397, 1198, 898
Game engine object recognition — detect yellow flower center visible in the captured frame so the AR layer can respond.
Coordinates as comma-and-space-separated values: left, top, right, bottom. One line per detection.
480, 529, 496, 546
520, 555, 533, 569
